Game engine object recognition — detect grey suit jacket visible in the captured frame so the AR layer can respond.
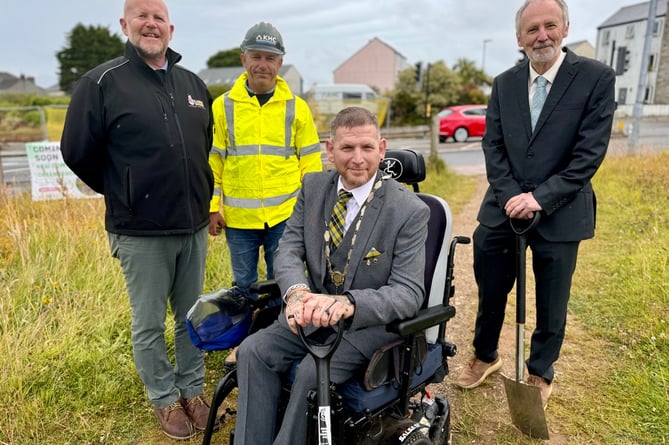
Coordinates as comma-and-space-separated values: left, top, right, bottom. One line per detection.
478, 48, 616, 241
274, 170, 430, 358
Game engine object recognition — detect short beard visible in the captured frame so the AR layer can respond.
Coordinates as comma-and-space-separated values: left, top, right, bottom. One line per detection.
529, 45, 559, 65
136, 43, 166, 61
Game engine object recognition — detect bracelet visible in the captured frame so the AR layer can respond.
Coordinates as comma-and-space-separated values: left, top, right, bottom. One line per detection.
343, 291, 356, 307
283, 283, 310, 303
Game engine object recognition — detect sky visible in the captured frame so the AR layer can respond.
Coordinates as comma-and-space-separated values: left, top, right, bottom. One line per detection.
1, 0, 639, 90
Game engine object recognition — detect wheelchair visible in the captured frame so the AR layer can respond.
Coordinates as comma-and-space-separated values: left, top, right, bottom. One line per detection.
196, 149, 470, 445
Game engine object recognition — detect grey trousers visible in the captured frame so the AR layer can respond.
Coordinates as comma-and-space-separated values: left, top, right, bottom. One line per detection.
234, 320, 367, 445
109, 227, 208, 407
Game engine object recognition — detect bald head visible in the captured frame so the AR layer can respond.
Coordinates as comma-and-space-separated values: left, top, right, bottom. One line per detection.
120, 0, 173, 69
123, 0, 169, 20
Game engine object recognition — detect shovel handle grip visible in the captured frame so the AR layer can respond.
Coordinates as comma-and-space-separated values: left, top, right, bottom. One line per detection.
510, 212, 541, 236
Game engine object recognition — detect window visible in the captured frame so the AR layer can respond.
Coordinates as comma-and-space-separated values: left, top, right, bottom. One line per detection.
644, 86, 654, 103
602, 30, 610, 45
618, 88, 627, 105
648, 54, 657, 72
463, 107, 487, 116
626, 25, 635, 39
653, 19, 663, 36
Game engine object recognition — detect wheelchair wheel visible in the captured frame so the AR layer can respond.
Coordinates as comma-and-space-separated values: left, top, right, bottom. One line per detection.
400, 429, 431, 445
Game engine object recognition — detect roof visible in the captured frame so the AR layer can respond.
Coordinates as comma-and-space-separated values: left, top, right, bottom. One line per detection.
197, 65, 297, 85
0, 71, 46, 94
565, 39, 592, 48
598, 1, 667, 29
0, 71, 19, 90
309, 83, 376, 93
334, 37, 407, 72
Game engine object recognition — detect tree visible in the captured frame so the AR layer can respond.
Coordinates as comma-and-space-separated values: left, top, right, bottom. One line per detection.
452, 58, 492, 105
207, 48, 243, 68
57, 24, 124, 94
389, 61, 461, 125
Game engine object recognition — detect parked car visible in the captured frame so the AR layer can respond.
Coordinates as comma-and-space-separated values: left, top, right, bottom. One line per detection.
438, 104, 487, 143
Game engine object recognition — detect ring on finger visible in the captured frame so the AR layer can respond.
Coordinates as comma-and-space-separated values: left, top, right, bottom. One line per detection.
324, 301, 338, 317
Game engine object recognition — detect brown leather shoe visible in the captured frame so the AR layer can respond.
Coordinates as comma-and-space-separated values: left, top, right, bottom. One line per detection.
526, 375, 553, 409
154, 400, 195, 440
454, 356, 503, 389
181, 395, 218, 432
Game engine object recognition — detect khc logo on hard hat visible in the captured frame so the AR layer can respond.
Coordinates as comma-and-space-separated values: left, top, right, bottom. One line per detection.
255, 34, 278, 46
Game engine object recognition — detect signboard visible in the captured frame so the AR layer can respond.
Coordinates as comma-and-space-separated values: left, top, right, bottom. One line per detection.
25, 142, 100, 201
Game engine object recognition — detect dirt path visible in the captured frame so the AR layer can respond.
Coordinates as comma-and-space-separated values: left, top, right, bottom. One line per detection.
427, 175, 611, 444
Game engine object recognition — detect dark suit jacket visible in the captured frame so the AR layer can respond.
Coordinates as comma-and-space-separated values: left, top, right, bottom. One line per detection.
478, 48, 616, 241
274, 169, 430, 358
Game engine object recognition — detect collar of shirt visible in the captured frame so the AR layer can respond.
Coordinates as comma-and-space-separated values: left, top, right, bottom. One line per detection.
337, 174, 376, 232
528, 48, 566, 98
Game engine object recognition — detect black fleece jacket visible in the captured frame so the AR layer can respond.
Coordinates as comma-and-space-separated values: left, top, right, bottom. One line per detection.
61, 41, 214, 236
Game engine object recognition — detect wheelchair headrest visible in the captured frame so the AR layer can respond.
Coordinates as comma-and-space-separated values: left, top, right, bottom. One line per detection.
379, 149, 426, 185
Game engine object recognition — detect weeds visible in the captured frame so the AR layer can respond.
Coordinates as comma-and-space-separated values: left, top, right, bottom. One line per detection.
0, 152, 666, 444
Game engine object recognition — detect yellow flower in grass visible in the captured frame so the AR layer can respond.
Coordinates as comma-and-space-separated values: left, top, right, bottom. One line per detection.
41, 294, 53, 305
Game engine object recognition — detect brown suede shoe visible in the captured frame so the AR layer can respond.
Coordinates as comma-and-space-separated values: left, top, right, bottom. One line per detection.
154, 400, 195, 440
454, 356, 503, 389
181, 395, 218, 432
526, 375, 553, 409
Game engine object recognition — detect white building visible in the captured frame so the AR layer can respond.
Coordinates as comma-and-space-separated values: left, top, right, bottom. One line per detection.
596, 1, 667, 106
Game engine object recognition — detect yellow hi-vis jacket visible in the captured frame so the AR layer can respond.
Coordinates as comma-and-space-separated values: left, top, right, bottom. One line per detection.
209, 73, 322, 229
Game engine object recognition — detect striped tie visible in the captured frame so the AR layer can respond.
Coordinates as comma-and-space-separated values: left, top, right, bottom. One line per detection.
328, 189, 353, 250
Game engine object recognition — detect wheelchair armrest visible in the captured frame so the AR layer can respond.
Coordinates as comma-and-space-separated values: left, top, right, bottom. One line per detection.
386, 305, 456, 337
249, 280, 281, 299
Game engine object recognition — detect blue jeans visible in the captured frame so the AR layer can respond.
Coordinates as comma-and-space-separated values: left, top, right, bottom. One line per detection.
225, 221, 287, 293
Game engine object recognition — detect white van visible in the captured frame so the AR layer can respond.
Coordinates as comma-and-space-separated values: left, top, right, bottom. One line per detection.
308, 83, 379, 101
306, 83, 388, 131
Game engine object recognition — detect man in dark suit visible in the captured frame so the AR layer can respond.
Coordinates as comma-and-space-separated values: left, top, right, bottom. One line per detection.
455, 0, 616, 409
232, 107, 430, 444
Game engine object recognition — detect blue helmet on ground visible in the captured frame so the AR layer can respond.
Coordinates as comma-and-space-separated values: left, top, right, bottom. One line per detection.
186, 286, 253, 351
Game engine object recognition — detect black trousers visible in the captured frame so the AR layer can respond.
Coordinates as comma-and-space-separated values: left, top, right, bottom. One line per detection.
472, 222, 579, 383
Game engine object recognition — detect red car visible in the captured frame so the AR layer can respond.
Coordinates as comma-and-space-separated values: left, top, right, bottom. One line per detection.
438, 104, 487, 143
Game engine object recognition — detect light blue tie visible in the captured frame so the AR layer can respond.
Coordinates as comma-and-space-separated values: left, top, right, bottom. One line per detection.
530, 76, 548, 131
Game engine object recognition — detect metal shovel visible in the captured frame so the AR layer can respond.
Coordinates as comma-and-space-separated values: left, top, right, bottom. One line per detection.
501, 213, 549, 440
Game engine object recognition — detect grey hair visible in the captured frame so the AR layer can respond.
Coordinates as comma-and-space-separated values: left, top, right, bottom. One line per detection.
515, 0, 570, 35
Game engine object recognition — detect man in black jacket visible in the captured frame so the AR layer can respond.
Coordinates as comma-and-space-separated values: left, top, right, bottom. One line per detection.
60, 0, 214, 440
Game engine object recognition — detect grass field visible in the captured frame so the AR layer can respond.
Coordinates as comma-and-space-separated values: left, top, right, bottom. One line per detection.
0, 152, 666, 444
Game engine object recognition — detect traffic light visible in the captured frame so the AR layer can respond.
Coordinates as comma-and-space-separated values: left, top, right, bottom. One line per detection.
415, 62, 422, 83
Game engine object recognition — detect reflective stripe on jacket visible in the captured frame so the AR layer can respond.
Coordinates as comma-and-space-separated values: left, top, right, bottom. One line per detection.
209, 73, 322, 229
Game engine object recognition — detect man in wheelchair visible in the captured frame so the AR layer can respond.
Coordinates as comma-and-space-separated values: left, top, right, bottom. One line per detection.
233, 106, 430, 444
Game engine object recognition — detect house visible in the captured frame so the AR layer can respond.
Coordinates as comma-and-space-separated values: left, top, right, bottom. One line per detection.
0, 72, 46, 95
595, 1, 668, 105
197, 64, 304, 96
333, 37, 412, 93
565, 40, 595, 58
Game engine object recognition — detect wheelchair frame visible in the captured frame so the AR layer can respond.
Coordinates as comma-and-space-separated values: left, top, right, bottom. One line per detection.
199, 149, 470, 445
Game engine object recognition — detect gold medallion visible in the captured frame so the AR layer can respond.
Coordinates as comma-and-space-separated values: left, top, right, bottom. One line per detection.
330, 271, 345, 287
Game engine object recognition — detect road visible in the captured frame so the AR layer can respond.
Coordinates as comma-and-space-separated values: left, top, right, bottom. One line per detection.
2, 117, 668, 190
389, 137, 486, 175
